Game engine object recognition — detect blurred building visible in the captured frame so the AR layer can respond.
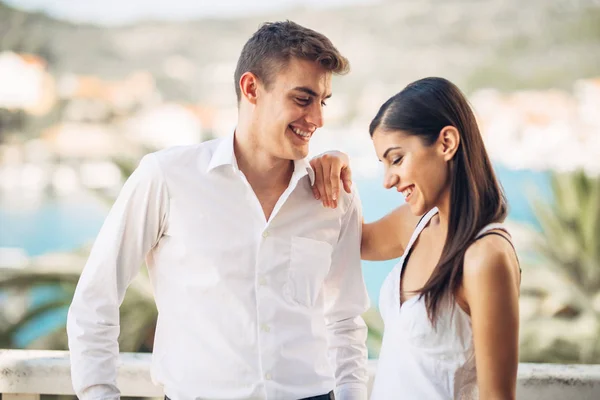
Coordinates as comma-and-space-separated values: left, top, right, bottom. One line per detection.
0, 51, 56, 115
58, 71, 161, 122
471, 78, 600, 176
121, 103, 205, 149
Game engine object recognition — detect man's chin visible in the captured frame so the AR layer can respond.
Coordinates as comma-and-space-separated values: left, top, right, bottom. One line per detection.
281, 144, 309, 161
292, 147, 310, 160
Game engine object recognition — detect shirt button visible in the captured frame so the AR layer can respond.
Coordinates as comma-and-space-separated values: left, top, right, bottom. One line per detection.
262, 230, 269, 238
265, 372, 272, 380
258, 277, 267, 286
261, 324, 270, 332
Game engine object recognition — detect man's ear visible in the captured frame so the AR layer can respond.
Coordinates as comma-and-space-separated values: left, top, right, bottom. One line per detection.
438, 126, 460, 162
239, 72, 259, 105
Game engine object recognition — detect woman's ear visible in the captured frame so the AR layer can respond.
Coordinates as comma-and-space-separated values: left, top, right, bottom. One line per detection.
438, 126, 460, 162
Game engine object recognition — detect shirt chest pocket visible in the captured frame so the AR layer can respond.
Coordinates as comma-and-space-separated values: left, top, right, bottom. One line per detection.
286, 236, 333, 308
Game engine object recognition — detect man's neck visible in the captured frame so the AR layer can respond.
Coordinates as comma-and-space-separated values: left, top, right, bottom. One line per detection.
233, 130, 294, 192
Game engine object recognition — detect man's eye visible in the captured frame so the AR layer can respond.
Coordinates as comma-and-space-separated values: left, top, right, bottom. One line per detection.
321, 101, 327, 107
296, 97, 310, 104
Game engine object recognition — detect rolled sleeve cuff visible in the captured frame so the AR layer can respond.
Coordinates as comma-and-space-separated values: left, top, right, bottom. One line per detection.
78, 384, 120, 400
334, 383, 368, 400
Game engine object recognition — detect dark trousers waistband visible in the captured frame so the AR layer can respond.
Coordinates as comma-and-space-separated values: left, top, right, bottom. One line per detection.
165, 392, 334, 400
300, 391, 335, 400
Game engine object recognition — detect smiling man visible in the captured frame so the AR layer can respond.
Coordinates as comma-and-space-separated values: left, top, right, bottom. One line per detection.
67, 21, 369, 400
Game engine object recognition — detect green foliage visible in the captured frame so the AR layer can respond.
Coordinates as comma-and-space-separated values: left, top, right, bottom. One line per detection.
0, 265, 157, 352
521, 170, 600, 363
532, 171, 600, 305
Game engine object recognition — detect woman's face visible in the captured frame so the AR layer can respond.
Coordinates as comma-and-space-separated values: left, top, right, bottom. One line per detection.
372, 128, 451, 215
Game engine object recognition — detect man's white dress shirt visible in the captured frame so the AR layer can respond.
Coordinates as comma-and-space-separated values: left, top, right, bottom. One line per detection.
67, 134, 370, 400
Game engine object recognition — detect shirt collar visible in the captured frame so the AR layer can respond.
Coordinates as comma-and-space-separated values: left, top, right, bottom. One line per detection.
292, 157, 315, 186
207, 131, 315, 186
206, 131, 238, 172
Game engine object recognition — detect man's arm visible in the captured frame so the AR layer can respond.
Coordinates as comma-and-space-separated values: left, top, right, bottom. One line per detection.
323, 188, 370, 400
67, 154, 169, 400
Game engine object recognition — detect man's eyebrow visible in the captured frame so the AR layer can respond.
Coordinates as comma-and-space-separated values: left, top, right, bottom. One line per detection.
292, 86, 332, 99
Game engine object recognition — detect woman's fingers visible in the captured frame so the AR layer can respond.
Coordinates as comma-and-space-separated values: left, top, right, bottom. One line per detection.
341, 166, 353, 194
309, 151, 352, 208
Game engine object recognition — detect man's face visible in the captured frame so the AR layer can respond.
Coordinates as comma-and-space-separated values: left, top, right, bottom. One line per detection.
253, 58, 332, 160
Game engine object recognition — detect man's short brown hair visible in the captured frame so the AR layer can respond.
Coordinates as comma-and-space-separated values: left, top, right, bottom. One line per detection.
234, 20, 350, 102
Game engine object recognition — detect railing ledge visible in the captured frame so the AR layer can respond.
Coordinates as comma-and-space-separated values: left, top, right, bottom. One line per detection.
0, 349, 162, 396
2, 349, 600, 399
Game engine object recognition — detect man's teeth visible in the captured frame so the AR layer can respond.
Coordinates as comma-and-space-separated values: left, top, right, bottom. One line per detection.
291, 127, 311, 138
402, 187, 413, 197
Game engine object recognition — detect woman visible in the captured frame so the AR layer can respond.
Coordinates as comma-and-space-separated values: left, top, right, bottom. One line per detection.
311, 77, 520, 399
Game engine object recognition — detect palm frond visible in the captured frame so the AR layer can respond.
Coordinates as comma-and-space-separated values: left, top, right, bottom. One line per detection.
523, 169, 600, 363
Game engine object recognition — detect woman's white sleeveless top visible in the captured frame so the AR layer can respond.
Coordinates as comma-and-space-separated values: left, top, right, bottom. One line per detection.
370, 208, 509, 400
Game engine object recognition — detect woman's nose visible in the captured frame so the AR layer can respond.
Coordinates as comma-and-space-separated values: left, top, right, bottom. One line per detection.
383, 171, 399, 190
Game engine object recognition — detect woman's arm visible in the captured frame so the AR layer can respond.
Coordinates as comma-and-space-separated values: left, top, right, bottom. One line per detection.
462, 235, 521, 400
362, 204, 419, 261
309, 151, 419, 261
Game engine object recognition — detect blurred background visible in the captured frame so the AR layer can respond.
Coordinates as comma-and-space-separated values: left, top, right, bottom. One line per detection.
0, 0, 599, 366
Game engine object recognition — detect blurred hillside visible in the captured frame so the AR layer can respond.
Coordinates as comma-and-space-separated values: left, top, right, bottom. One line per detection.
1, 0, 599, 106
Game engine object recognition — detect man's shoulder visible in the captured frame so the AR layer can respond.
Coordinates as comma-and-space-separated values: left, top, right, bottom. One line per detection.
150, 138, 221, 171
337, 185, 361, 217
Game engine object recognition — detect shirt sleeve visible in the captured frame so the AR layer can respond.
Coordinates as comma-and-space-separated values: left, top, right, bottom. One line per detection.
323, 187, 370, 400
66, 153, 169, 400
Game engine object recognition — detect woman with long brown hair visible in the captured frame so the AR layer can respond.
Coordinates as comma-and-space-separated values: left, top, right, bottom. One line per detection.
311, 77, 520, 399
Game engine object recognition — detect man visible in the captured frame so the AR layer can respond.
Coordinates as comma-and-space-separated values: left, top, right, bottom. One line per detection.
67, 20, 369, 400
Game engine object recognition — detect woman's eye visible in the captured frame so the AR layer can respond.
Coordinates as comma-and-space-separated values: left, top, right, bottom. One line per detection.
392, 157, 403, 165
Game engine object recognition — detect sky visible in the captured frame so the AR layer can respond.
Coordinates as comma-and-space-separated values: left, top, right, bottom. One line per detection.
4, 0, 379, 25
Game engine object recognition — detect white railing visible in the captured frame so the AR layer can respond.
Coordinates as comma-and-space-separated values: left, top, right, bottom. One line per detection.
1, 349, 600, 399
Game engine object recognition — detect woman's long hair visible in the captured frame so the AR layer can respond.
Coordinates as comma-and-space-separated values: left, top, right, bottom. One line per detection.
369, 77, 508, 323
